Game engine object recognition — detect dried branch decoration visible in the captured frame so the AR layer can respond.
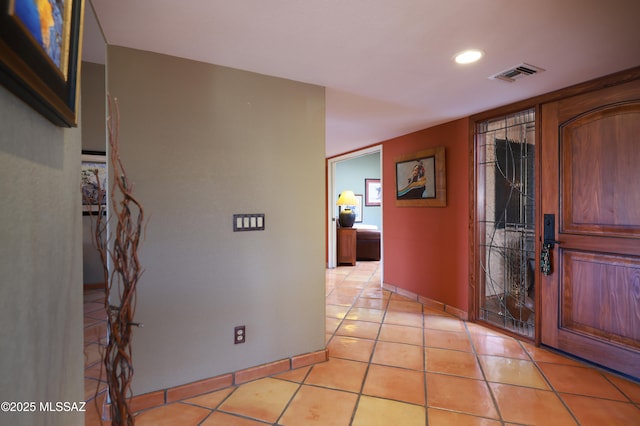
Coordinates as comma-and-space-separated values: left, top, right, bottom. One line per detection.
84, 97, 146, 425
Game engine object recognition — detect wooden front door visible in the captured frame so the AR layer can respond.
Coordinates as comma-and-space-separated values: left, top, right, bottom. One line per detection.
540, 79, 640, 378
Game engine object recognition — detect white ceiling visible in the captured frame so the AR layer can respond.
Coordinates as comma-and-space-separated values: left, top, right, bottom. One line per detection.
84, 0, 640, 157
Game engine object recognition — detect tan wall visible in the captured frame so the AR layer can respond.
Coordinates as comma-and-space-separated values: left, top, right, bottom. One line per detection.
0, 87, 84, 425
80, 61, 106, 152
81, 61, 107, 285
107, 46, 326, 395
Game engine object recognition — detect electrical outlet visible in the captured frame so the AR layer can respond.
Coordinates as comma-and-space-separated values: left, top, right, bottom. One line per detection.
234, 325, 246, 344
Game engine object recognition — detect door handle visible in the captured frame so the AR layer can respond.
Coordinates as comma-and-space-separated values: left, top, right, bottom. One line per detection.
541, 214, 561, 275
543, 214, 558, 246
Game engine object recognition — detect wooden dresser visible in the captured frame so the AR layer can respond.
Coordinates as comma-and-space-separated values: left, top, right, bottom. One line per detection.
337, 227, 357, 266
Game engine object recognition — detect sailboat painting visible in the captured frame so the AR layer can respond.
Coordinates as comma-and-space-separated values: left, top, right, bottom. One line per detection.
395, 147, 446, 207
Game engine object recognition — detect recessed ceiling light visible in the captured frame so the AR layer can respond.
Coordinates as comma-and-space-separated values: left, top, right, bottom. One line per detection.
454, 49, 484, 64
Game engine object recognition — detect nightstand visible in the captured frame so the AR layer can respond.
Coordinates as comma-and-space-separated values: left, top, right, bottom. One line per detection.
337, 227, 357, 266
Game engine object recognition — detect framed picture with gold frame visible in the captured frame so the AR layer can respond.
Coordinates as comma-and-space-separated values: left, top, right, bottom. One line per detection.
0, 0, 85, 126
395, 146, 446, 207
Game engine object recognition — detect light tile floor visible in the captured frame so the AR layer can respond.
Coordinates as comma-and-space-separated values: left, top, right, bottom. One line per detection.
84, 261, 640, 425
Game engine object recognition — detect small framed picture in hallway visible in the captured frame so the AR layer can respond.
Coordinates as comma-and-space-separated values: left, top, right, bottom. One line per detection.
81, 151, 107, 215
365, 179, 381, 206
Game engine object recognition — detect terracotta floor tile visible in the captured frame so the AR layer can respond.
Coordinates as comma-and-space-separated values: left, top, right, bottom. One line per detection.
465, 322, 510, 337
84, 393, 110, 426
360, 287, 391, 299
471, 334, 529, 359
425, 348, 484, 379
326, 304, 351, 319
521, 342, 584, 367
84, 377, 107, 401
84, 323, 107, 344
85, 360, 106, 381
384, 310, 423, 327
352, 395, 426, 426
278, 385, 358, 426
84, 343, 103, 368
325, 294, 357, 306
305, 358, 368, 392
423, 314, 465, 332
327, 335, 375, 362
424, 328, 473, 352
356, 262, 380, 271
336, 279, 367, 289
84, 290, 105, 303
537, 362, 628, 400
325, 317, 341, 335
83, 262, 637, 426
352, 296, 389, 310
345, 273, 375, 282
200, 411, 267, 425
183, 387, 234, 409
561, 393, 640, 426
427, 408, 502, 426
135, 402, 210, 425
388, 299, 423, 312
345, 307, 385, 323
479, 355, 549, 389
426, 373, 499, 419
84, 302, 104, 315
490, 383, 577, 425
85, 308, 108, 321
274, 366, 311, 383
218, 378, 299, 423
336, 319, 381, 339
606, 373, 640, 403
372, 341, 424, 371
378, 323, 423, 345
362, 364, 425, 405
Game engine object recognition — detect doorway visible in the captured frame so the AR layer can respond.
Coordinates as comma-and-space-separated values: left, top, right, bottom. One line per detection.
327, 145, 383, 269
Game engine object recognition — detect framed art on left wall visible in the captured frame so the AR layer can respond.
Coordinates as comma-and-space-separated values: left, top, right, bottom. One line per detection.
0, 0, 85, 126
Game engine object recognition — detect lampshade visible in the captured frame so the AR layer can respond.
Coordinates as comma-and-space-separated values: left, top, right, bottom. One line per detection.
337, 190, 358, 228
337, 190, 358, 206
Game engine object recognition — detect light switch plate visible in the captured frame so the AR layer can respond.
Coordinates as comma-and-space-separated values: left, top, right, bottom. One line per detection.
233, 214, 265, 231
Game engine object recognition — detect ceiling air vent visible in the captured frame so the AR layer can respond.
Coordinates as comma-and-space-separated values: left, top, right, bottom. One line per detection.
489, 63, 545, 83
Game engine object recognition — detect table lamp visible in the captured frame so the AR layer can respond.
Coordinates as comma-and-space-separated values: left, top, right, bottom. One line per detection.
337, 190, 358, 227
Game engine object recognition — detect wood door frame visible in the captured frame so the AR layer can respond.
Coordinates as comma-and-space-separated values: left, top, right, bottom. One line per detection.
468, 66, 640, 344
326, 145, 383, 269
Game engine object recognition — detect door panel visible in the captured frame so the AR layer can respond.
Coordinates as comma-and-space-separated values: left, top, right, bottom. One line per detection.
561, 104, 640, 237
561, 250, 640, 349
541, 80, 640, 378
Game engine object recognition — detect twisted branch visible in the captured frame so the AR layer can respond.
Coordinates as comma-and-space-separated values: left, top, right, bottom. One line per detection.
84, 97, 146, 425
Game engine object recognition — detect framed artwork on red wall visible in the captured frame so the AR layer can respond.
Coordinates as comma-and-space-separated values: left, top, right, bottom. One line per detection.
395, 146, 446, 207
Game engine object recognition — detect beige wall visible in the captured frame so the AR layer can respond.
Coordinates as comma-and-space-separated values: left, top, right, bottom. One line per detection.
80, 62, 106, 152
81, 61, 107, 285
107, 46, 326, 395
0, 87, 84, 425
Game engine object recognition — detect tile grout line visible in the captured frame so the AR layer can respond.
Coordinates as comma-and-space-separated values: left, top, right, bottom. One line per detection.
462, 321, 506, 424
347, 263, 384, 426
515, 339, 582, 425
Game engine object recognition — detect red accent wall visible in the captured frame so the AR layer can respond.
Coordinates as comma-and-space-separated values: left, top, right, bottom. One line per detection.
382, 118, 469, 312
